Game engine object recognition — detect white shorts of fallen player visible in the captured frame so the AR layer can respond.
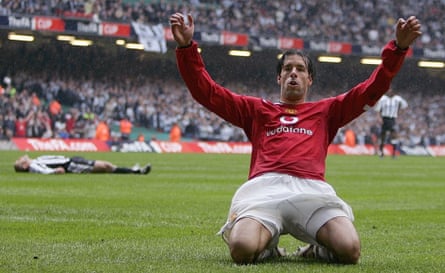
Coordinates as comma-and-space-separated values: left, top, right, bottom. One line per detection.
218, 172, 354, 248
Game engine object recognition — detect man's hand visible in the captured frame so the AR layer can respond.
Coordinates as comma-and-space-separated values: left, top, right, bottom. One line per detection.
54, 167, 66, 174
169, 13, 194, 48
395, 16, 422, 49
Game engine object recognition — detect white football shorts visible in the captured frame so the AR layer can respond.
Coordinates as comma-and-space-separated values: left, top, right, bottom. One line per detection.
218, 172, 354, 247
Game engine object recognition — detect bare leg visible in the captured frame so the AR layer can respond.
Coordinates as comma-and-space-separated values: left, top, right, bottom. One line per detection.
92, 160, 116, 173
379, 130, 387, 156
228, 218, 272, 264
390, 131, 398, 157
316, 216, 361, 264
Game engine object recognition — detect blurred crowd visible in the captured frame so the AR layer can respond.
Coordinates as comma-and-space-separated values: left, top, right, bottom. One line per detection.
1, 70, 444, 147
0, 0, 444, 147
0, 0, 444, 50
0, 71, 248, 143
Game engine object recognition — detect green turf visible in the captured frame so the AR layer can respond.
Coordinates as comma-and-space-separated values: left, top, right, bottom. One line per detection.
0, 151, 444, 272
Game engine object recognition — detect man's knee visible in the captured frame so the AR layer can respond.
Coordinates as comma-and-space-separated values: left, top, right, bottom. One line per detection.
335, 237, 361, 264
228, 218, 272, 264
229, 237, 256, 264
317, 216, 361, 264
94, 160, 115, 172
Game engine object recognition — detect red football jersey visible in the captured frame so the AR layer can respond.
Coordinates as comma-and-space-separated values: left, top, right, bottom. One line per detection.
176, 41, 407, 181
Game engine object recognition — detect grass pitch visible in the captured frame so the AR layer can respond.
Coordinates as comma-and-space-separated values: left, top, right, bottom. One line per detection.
0, 151, 444, 273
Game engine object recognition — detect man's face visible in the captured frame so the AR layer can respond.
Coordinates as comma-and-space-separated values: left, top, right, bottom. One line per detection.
15, 155, 31, 171
277, 54, 312, 104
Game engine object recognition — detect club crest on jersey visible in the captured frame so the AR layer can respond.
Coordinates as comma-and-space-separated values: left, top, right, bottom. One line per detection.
266, 115, 312, 137
280, 116, 299, 125
284, 108, 297, 114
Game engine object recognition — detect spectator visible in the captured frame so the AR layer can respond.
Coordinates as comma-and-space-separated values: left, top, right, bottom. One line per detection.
1, 0, 444, 49
119, 116, 133, 141
3, 76, 16, 97
169, 122, 182, 142
344, 127, 356, 147
184, 119, 200, 139
31, 92, 41, 108
3, 110, 16, 139
95, 119, 110, 141
137, 133, 145, 142
25, 108, 52, 138
0, 0, 443, 145
48, 99, 62, 120
14, 116, 27, 138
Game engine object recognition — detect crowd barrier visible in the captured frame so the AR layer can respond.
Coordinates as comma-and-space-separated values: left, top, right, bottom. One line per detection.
4, 138, 444, 156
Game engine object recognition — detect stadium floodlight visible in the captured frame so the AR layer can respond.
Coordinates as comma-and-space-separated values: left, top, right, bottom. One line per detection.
417, 60, 445, 68
115, 39, 126, 46
228, 50, 251, 57
318, 56, 342, 63
125, 43, 144, 50
57, 35, 75, 41
8, 32, 34, 42
360, 58, 382, 65
69, 39, 93, 47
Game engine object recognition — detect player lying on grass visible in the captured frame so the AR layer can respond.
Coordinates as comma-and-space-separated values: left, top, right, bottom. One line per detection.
170, 12, 421, 265
14, 154, 151, 175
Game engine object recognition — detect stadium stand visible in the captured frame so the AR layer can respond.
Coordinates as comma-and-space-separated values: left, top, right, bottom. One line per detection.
1, 0, 443, 49
0, 0, 444, 147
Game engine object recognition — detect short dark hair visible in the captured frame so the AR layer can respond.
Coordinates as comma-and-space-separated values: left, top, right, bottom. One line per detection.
14, 162, 28, 172
276, 50, 315, 80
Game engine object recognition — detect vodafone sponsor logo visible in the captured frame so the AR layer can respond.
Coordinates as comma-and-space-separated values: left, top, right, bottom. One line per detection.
266, 116, 313, 137
266, 125, 313, 137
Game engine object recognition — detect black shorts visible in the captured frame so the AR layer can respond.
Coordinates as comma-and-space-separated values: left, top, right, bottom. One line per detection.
381, 117, 396, 133
66, 156, 95, 173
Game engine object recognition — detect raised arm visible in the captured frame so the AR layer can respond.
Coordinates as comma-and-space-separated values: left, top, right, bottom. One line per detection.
169, 13, 194, 48
395, 16, 422, 49
29, 162, 65, 174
